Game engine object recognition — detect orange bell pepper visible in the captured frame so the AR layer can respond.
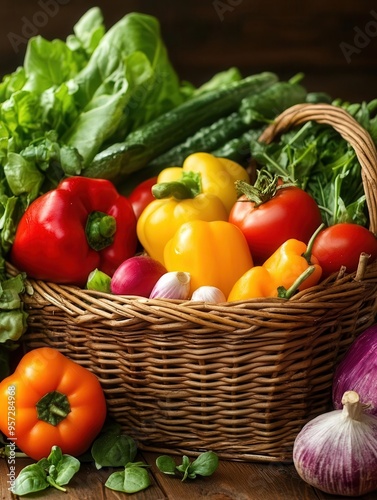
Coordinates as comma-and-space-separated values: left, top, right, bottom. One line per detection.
164, 220, 253, 297
228, 238, 322, 301
0, 347, 107, 460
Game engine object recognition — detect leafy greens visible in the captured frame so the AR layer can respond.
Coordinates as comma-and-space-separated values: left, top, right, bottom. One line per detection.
250, 99, 377, 227
0, 7, 188, 261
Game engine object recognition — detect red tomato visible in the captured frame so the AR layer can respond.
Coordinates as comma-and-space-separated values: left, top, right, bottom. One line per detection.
312, 223, 377, 278
229, 186, 323, 265
128, 176, 158, 220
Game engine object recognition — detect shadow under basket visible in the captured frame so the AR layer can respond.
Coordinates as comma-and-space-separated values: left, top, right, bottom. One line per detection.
9, 103, 377, 463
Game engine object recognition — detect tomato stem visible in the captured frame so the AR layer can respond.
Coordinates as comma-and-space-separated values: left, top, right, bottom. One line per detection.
235, 169, 295, 207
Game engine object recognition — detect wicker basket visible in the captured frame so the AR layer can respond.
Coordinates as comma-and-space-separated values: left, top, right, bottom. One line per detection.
10, 103, 377, 463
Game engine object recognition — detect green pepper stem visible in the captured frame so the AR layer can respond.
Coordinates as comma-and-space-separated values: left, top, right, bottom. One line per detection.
152, 171, 202, 200
49, 404, 69, 418
86, 211, 116, 251
152, 181, 194, 199
36, 391, 71, 426
302, 223, 326, 263
278, 266, 316, 299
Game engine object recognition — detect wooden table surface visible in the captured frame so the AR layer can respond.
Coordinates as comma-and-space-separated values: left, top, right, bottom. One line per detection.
1, 451, 376, 500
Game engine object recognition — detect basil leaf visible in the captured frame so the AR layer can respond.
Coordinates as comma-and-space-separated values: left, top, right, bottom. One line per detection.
91, 431, 137, 468
176, 455, 191, 481
190, 451, 219, 477
105, 470, 126, 492
54, 454, 80, 486
12, 463, 49, 495
37, 457, 50, 471
156, 455, 177, 475
123, 465, 151, 493
47, 445, 63, 467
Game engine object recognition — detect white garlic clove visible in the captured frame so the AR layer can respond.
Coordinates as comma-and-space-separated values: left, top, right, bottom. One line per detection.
149, 271, 191, 300
191, 286, 226, 303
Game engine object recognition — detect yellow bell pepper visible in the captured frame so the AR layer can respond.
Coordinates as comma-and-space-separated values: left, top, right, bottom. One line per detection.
137, 193, 227, 265
164, 220, 253, 297
157, 152, 250, 213
228, 238, 322, 302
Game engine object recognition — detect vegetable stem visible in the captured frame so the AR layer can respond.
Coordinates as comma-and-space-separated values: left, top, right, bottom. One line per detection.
152, 181, 195, 200
49, 404, 69, 418
278, 266, 316, 299
341, 391, 363, 421
302, 223, 325, 263
36, 391, 71, 426
86, 211, 117, 251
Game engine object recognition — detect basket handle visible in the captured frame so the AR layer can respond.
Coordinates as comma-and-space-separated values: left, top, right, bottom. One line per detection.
258, 103, 377, 235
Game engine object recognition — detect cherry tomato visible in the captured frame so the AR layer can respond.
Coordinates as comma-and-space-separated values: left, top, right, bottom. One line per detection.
128, 176, 158, 220
229, 186, 323, 265
312, 223, 377, 278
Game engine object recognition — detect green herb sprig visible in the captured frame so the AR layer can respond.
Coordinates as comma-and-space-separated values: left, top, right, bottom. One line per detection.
156, 451, 219, 481
12, 445, 80, 496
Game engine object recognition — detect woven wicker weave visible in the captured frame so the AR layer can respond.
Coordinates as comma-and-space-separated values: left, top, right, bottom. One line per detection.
11, 103, 377, 463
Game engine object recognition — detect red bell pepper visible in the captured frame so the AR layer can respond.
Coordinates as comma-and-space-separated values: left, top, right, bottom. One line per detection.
128, 176, 158, 220
10, 177, 137, 286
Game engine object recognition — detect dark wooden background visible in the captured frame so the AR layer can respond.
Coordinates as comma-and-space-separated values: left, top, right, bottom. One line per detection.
1, 0, 377, 102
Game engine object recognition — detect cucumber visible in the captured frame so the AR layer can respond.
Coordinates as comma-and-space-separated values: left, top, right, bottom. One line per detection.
211, 129, 263, 165
82, 72, 278, 183
148, 111, 251, 169
149, 77, 309, 171
240, 80, 307, 125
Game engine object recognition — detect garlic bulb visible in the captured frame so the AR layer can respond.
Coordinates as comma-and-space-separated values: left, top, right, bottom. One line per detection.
149, 271, 191, 300
191, 286, 226, 303
293, 391, 377, 496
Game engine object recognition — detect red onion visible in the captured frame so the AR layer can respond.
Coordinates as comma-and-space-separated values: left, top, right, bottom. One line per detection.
111, 255, 166, 296
293, 391, 377, 496
333, 323, 377, 415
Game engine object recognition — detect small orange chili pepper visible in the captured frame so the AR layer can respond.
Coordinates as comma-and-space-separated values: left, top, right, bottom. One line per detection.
228, 238, 322, 301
